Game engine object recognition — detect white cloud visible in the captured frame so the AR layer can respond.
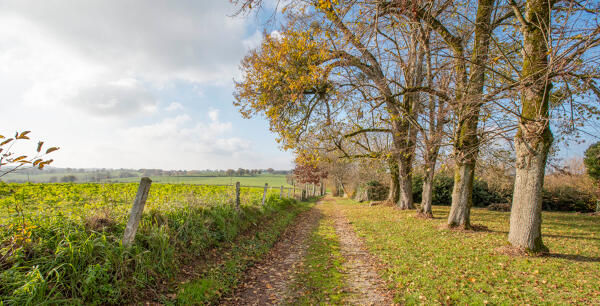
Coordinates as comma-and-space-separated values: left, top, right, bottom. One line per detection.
0, 1, 294, 170
270, 30, 284, 40
0, 1, 250, 84
165, 102, 184, 112
68, 78, 158, 116
113, 112, 252, 168
0, 0, 252, 116
208, 109, 220, 122
243, 30, 264, 50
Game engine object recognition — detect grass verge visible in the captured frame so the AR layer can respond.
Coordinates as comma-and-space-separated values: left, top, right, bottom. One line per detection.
0, 191, 307, 305
334, 198, 600, 304
175, 198, 313, 305
288, 213, 348, 305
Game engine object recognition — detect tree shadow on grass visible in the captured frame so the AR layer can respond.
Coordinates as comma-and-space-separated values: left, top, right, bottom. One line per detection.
544, 253, 600, 263
543, 233, 600, 242
488, 229, 599, 242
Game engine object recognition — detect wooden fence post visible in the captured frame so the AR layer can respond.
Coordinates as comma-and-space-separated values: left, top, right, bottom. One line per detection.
262, 183, 268, 205
122, 177, 152, 247
235, 182, 240, 210
302, 189, 306, 201
280, 185, 283, 198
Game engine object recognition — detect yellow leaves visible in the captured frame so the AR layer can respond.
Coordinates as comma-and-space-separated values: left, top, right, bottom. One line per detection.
38, 159, 54, 170
12, 156, 27, 162
15, 131, 31, 139
37, 141, 44, 153
1, 138, 13, 146
46, 147, 59, 154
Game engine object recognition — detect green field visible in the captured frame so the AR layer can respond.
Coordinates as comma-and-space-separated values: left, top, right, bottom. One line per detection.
1, 172, 293, 187
0, 182, 302, 304
110, 174, 292, 187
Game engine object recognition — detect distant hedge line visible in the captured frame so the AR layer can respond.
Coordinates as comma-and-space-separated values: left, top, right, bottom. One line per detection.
361, 176, 596, 212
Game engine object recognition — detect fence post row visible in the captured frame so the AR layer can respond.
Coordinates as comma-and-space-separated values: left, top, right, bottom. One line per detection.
280, 185, 283, 198
235, 182, 241, 210
122, 177, 152, 247
262, 183, 268, 206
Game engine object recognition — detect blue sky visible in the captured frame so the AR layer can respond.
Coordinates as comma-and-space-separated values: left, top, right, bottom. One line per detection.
0, 0, 595, 171
0, 0, 293, 170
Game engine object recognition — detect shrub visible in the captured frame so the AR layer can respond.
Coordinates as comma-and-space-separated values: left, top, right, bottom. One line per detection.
431, 175, 454, 206
411, 175, 423, 203
488, 203, 511, 212
542, 186, 595, 212
414, 175, 509, 207
355, 181, 388, 202
384, 172, 593, 212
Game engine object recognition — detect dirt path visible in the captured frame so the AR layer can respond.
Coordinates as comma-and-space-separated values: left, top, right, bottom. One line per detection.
325, 201, 394, 305
221, 205, 322, 305
221, 198, 393, 305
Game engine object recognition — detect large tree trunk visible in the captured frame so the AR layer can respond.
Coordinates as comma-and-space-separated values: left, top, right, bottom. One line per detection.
388, 159, 400, 203
509, 132, 552, 252
419, 151, 438, 217
508, 0, 553, 252
447, 0, 495, 228
398, 155, 415, 209
448, 162, 475, 227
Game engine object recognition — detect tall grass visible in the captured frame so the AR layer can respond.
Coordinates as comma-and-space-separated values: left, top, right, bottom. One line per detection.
0, 182, 298, 304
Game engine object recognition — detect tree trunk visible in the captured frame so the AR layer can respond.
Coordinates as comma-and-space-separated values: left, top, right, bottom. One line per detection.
388, 159, 400, 203
509, 133, 551, 252
447, 0, 494, 228
596, 183, 600, 212
419, 153, 437, 217
448, 162, 474, 228
508, 0, 553, 252
398, 155, 415, 209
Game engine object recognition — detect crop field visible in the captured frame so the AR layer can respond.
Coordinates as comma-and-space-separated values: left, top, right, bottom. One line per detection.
0, 182, 304, 304
109, 174, 292, 186
2, 172, 293, 186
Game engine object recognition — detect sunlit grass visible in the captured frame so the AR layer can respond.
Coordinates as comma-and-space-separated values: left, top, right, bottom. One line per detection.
0, 182, 301, 304
337, 199, 600, 304
289, 213, 348, 304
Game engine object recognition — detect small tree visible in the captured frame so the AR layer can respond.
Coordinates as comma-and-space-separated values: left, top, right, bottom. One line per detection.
584, 142, 600, 212
0, 131, 58, 178
293, 154, 328, 186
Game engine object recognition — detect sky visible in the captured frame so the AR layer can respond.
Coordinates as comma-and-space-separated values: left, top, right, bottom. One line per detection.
0, 0, 294, 170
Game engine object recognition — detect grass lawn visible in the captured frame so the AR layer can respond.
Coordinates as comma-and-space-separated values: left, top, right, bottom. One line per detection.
337, 199, 600, 304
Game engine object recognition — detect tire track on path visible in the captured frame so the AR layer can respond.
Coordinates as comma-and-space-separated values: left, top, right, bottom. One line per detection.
324, 199, 394, 305
221, 205, 322, 305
